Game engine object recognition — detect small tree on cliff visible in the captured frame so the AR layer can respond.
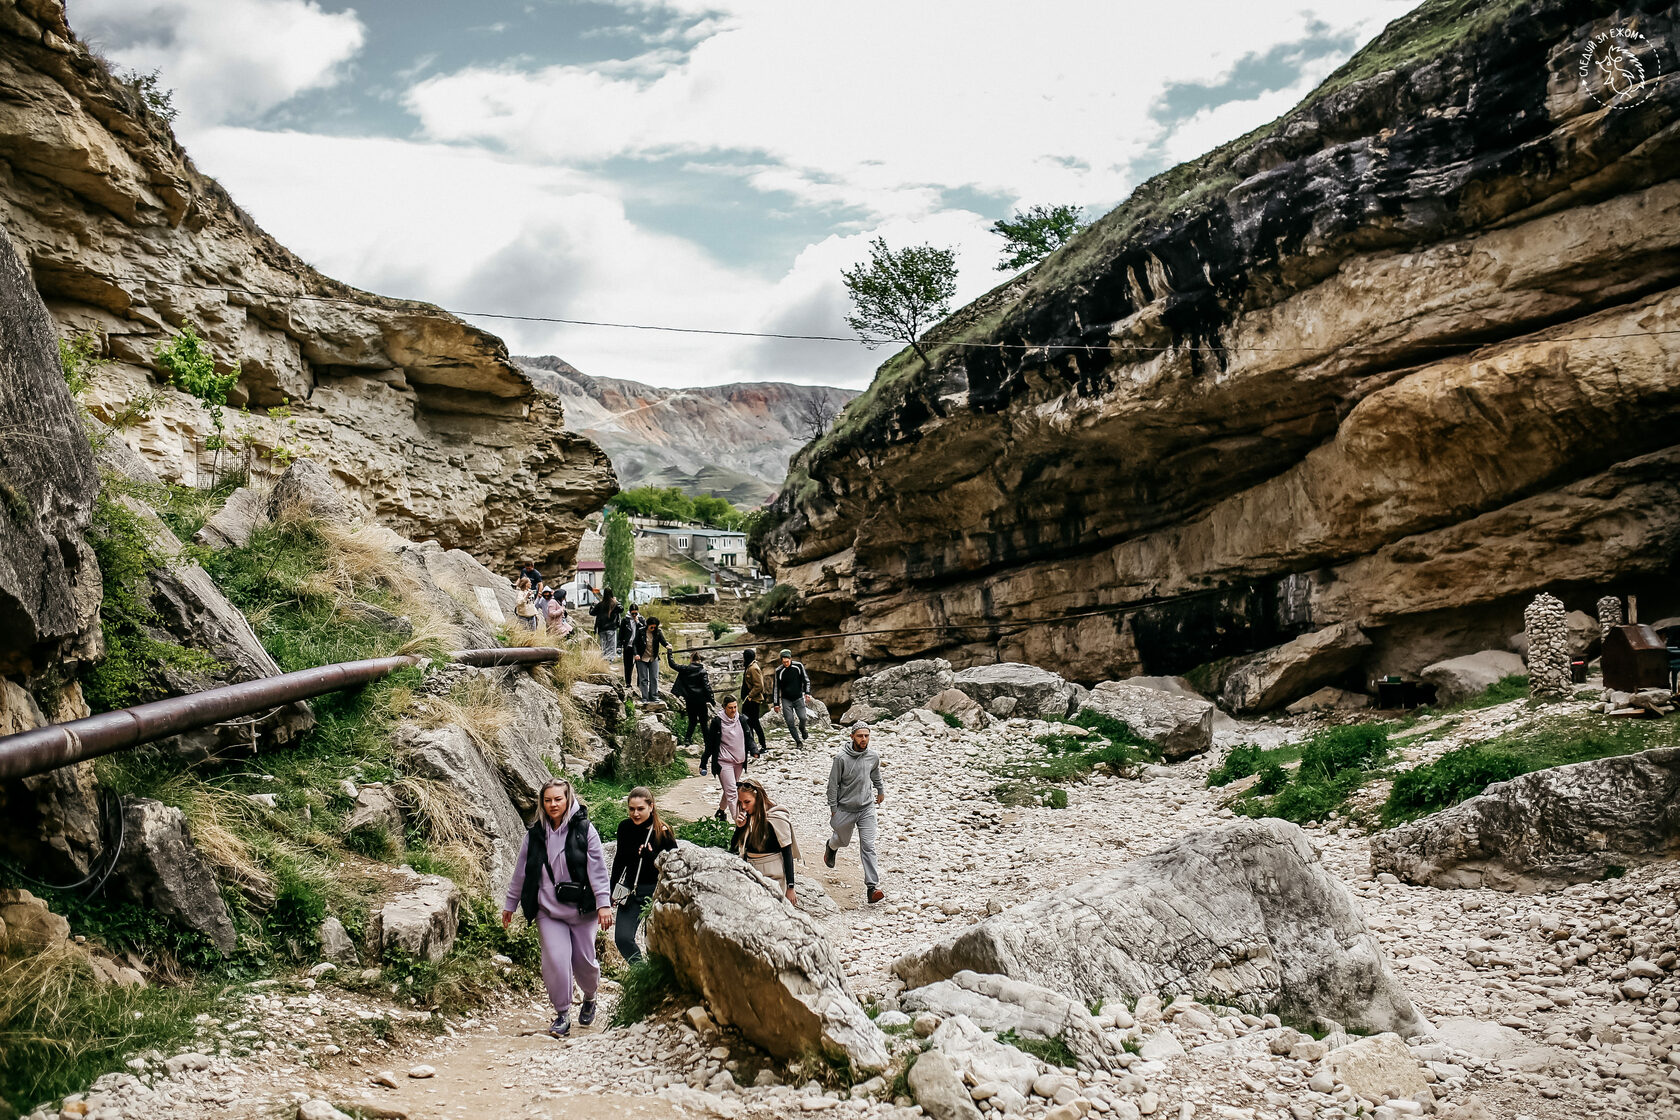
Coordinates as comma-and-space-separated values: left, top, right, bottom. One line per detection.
991, 204, 1085, 271
841, 237, 958, 368
603, 511, 635, 598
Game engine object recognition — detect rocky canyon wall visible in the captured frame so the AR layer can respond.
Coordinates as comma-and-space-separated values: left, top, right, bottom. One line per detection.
0, 0, 615, 572
764, 0, 1680, 700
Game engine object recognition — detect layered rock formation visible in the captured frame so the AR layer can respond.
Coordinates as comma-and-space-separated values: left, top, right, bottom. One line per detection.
0, 2, 614, 572
762, 0, 1680, 700
518, 356, 857, 507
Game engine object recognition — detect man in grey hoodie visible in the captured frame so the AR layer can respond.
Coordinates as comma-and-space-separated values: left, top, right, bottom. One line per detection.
824, 722, 885, 904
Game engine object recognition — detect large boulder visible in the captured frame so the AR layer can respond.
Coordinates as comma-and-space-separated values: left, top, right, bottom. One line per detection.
394, 724, 527, 889
344, 783, 405, 846
1370, 747, 1680, 892
193, 484, 269, 550
1221, 623, 1372, 713
0, 888, 70, 955
1418, 650, 1526, 706
111, 799, 238, 955
0, 223, 101, 679
922, 688, 991, 730
1325, 1033, 1428, 1102
763, 694, 833, 733
901, 970, 1129, 1071
371, 875, 461, 963
1077, 681, 1215, 761
907, 1048, 983, 1120
622, 714, 676, 778
894, 818, 1423, 1037
645, 844, 890, 1072
951, 664, 1078, 721
844, 659, 955, 722
267, 459, 358, 525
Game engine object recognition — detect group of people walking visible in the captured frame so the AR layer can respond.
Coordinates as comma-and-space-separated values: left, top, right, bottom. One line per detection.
502, 721, 886, 1039
513, 561, 574, 637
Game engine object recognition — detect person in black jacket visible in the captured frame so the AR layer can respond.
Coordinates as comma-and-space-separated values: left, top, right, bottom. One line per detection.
635, 616, 673, 702
618, 604, 643, 690
608, 787, 677, 962
772, 649, 814, 747
591, 589, 623, 660
666, 649, 714, 752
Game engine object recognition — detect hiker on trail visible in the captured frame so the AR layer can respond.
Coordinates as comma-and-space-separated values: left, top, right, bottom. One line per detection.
732, 776, 798, 906
705, 696, 748, 821
502, 779, 611, 1037
539, 589, 571, 638
772, 648, 814, 747
740, 649, 769, 758
609, 786, 677, 963
619, 604, 644, 690
666, 649, 714, 750
825, 722, 885, 905
636, 616, 673, 702
514, 577, 539, 631
592, 588, 623, 660
519, 561, 543, 586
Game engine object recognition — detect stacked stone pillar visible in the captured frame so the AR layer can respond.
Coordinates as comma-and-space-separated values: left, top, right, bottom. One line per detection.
1597, 595, 1624, 642
1525, 592, 1571, 699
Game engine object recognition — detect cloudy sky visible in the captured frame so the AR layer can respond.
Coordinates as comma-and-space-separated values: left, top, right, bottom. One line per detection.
72, 0, 1422, 389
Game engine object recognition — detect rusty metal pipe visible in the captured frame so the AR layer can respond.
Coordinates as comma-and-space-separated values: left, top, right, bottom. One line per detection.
0, 646, 564, 782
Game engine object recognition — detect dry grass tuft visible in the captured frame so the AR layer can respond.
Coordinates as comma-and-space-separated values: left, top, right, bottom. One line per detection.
410, 675, 514, 763
156, 777, 277, 905
392, 774, 489, 890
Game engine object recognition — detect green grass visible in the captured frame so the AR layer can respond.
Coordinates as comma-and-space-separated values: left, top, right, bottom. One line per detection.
610, 953, 683, 1027
1225, 724, 1391, 826
674, 816, 734, 849
998, 1029, 1076, 1068
939, 712, 963, 729
573, 758, 689, 838
0, 952, 222, 1114
1381, 717, 1680, 827
995, 710, 1160, 806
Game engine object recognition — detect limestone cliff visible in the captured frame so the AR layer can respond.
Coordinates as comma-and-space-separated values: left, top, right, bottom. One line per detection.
517, 356, 857, 507
765, 0, 1680, 700
0, 0, 615, 572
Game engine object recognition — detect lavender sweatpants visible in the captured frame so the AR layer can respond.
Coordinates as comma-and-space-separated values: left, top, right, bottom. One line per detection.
536, 912, 599, 1016
716, 760, 744, 820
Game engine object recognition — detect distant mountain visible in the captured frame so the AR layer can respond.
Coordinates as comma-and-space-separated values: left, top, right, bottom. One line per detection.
515, 356, 859, 507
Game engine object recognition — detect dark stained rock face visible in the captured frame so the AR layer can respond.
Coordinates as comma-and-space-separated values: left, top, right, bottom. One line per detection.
762, 0, 1680, 702
0, 221, 100, 678
1370, 747, 1680, 892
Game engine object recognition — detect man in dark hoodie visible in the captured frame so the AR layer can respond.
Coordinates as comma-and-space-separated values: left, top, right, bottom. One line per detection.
825, 721, 885, 904
618, 604, 644, 690
772, 648, 813, 747
666, 649, 715, 754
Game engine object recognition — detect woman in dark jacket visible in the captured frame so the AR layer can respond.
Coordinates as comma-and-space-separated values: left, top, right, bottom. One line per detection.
608, 786, 677, 962
666, 649, 715, 752
740, 648, 769, 758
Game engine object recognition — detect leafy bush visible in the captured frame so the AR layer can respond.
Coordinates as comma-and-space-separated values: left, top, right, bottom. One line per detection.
1252, 763, 1288, 795
1044, 788, 1069, 809
707, 620, 731, 641
1207, 745, 1265, 787
1296, 724, 1389, 782
675, 816, 734, 849
155, 326, 237, 448
940, 712, 963, 729
1227, 724, 1390, 826
744, 583, 798, 626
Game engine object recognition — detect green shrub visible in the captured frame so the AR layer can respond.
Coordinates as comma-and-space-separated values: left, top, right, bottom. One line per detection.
998, 1029, 1076, 1067
940, 712, 963, 729
1252, 763, 1288, 795
1381, 746, 1531, 826
1296, 724, 1389, 782
611, 953, 682, 1026
675, 816, 734, 849
155, 326, 237, 448
1044, 788, 1069, 809
744, 583, 798, 626
1208, 745, 1264, 787
343, 823, 394, 860
707, 620, 731, 641
265, 868, 328, 957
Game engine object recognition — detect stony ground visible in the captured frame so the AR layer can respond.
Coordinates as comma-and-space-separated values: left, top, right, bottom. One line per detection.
36, 696, 1680, 1120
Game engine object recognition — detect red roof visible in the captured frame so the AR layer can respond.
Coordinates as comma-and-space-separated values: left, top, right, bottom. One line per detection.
576, 561, 605, 571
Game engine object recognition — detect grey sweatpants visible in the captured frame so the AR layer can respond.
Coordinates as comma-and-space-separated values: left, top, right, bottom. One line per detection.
782, 695, 809, 744
828, 802, 880, 889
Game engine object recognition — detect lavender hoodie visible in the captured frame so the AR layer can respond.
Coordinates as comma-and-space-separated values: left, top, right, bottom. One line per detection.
503, 802, 610, 923
717, 712, 747, 764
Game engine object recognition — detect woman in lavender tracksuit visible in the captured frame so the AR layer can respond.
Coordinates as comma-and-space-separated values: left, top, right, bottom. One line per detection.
501, 779, 613, 1037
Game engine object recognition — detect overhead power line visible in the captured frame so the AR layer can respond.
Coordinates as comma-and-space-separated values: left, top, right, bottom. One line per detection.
79, 272, 1680, 353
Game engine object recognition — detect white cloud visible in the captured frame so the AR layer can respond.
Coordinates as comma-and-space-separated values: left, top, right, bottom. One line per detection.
72, 0, 365, 127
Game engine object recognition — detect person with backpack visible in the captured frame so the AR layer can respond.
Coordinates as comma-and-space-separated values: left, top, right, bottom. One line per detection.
618, 604, 644, 690
705, 696, 749, 821
502, 779, 612, 1037
513, 577, 539, 631
591, 588, 623, 659
772, 648, 814, 747
635, 616, 673, 702
666, 649, 715, 750
732, 776, 798, 906
824, 722, 886, 905
740, 648, 769, 758
609, 786, 677, 963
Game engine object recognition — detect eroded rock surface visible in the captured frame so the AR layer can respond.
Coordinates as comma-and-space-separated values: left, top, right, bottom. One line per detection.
951, 663, 1079, 722
894, 818, 1424, 1037
645, 844, 890, 1072
0, 3, 614, 571
1077, 680, 1213, 760
1370, 748, 1680, 892
761, 0, 1680, 700
372, 875, 462, 964
843, 659, 955, 723
112, 798, 237, 955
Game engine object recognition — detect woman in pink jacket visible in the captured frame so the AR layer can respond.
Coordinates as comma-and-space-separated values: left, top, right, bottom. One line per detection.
704, 696, 749, 822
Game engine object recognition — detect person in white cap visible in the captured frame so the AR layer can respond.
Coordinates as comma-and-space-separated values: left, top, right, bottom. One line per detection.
824, 721, 885, 904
